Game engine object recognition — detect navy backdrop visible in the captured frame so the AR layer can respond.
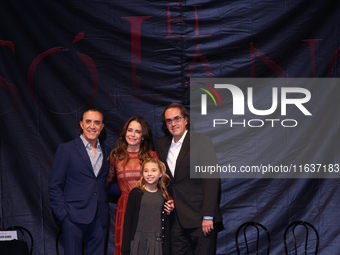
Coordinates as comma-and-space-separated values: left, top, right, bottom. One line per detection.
1, 0, 340, 254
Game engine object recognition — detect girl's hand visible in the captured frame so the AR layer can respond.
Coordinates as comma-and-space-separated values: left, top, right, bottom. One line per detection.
164, 200, 175, 215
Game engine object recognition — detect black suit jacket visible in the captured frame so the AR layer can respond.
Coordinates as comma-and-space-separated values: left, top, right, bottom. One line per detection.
156, 130, 222, 229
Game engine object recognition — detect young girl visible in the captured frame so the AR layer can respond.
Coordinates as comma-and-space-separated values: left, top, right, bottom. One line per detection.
121, 158, 173, 255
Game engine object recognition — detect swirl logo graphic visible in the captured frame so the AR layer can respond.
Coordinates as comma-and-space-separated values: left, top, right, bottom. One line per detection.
197, 83, 222, 115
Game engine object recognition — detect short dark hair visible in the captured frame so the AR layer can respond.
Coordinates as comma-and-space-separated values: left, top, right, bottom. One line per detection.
160, 102, 190, 130
80, 109, 104, 122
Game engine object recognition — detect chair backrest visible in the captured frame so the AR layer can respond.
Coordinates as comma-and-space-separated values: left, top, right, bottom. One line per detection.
5, 226, 34, 255
283, 221, 319, 255
236, 222, 271, 255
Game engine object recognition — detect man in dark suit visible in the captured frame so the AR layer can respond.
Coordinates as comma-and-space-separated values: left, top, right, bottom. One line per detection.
156, 103, 222, 255
49, 109, 111, 255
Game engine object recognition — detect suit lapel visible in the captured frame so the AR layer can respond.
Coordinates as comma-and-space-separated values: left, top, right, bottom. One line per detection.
162, 137, 174, 180
97, 143, 108, 177
75, 137, 94, 174
173, 131, 189, 181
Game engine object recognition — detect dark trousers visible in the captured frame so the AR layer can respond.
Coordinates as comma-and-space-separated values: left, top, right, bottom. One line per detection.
171, 212, 216, 255
62, 205, 107, 255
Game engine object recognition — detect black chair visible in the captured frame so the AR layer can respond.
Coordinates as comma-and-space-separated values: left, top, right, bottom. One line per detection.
284, 221, 319, 255
5, 226, 34, 255
236, 222, 271, 255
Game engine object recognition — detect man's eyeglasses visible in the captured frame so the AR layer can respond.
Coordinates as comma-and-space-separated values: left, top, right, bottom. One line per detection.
165, 116, 184, 125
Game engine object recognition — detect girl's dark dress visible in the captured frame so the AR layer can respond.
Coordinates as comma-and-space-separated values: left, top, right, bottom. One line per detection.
121, 188, 170, 255
130, 189, 163, 255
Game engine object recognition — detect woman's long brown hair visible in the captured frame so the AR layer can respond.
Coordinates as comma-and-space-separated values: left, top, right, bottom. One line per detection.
109, 116, 154, 165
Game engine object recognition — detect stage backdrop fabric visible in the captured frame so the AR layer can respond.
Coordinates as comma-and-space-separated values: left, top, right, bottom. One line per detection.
1, 0, 340, 254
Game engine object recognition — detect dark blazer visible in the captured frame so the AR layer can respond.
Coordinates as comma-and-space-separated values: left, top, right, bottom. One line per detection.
156, 130, 222, 229
48, 137, 111, 226
121, 188, 170, 255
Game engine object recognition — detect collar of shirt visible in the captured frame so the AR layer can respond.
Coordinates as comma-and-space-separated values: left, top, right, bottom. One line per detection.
80, 134, 103, 177
167, 130, 187, 177
171, 129, 188, 146
80, 134, 101, 151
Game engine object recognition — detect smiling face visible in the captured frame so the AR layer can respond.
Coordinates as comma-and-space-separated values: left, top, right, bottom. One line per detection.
80, 110, 104, 146
125, 120, 143, 151
164, 107, 188, 142
143, 162, 162, 188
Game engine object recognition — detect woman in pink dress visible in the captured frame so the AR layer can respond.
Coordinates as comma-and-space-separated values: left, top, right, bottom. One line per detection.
106, 116, 161, 255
